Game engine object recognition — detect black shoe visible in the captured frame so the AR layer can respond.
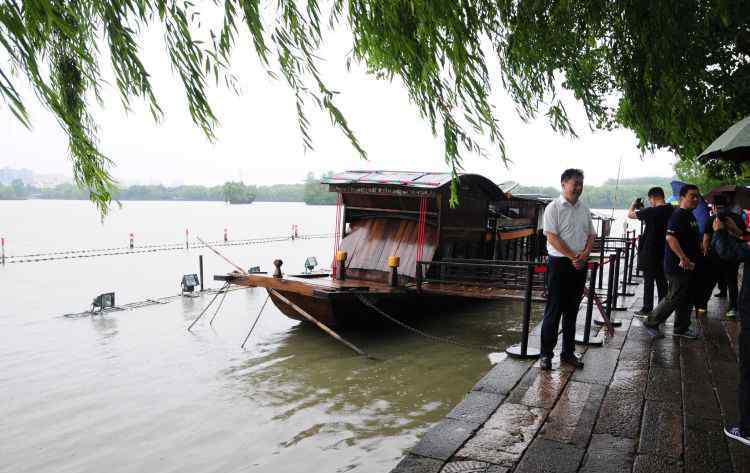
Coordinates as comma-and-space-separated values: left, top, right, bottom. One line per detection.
540, 356, 552, 371
560, 353, 584, 369
715, 292, 727, 298
634, 309, 652, 317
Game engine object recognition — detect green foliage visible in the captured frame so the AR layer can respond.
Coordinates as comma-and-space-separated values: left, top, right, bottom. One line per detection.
0, 179, 31, 199
674, 156, 750, 193
2, 1, 749, 215
222, 181, 257, 204
303, 171, 336, 205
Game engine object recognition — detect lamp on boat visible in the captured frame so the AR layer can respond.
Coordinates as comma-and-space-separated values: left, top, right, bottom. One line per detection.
304, 256, 318, 273
181, 274, 200, 294
92, 292, 115, 313
388, 255, 400, 287
335, 251, 348, 281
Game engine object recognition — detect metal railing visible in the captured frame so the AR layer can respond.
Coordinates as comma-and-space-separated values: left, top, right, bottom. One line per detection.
412, 242, 641, 359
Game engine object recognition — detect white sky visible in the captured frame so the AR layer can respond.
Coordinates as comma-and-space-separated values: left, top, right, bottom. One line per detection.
0, 22, 677, 188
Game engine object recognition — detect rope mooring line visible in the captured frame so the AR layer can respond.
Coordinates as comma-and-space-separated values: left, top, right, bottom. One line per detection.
356, 295, 505, 352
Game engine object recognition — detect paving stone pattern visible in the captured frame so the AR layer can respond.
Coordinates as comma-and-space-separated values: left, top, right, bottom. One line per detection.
389, 280, 749, 473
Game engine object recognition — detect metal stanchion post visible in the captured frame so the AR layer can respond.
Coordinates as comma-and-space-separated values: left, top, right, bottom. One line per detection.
506, 263, 541, 359
597, 252, 623, 325
576, 262, 603, 346
628, 236, 639, 284
599, 233, 607, 289
199, 255, 204, 292
621, 239, 635, 297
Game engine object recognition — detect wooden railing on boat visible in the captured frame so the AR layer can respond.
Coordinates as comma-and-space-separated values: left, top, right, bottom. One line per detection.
415, 259, 546, 292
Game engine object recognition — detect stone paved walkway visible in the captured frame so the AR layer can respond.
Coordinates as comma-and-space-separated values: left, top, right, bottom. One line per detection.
390, 282, 750, 473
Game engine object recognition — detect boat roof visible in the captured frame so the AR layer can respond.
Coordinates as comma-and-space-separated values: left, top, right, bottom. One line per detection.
322, 170, 506, 200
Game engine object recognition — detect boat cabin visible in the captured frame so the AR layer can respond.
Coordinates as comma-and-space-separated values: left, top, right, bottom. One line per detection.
323, 171, 546, 284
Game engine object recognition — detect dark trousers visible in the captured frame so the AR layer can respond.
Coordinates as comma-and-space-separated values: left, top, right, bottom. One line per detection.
724, 262, 740, 310
540, 256, 587, 357
740, 305, 750, 433
696, 257, 739, 311
641, 267, 668, 312
646, 271, 693, 333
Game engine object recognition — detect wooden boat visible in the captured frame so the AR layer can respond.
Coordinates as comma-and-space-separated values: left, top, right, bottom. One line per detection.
217, 171, 549, 327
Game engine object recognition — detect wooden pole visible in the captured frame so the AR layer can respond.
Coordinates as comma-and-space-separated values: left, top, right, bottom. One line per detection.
269, 289, 367, 356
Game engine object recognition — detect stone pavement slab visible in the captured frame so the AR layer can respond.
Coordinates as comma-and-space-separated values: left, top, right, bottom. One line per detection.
578, 434, 635, 473
391, 454, 444, 473
570, 347, 619, 385
411, 418, 481, 461
593, 368, 647, 439
632, 454, 682, 473
472, 359, 533, 396
539, 381, 606, 447
506, 367, 571, 409
455, 402, 546, 467
513, 438, 584, 473
645, 366, 681, 402
638, 400, 682, 459
440, 460, 509, 473
446, 391, 505, 425
684, 416, 733, 473
649, 339, 681, 369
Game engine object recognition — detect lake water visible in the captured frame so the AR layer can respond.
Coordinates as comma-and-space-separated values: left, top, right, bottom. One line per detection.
2, 200, 633, 473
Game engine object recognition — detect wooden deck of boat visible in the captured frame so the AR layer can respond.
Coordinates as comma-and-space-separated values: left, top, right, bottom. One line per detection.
218, 272, 407, 296
219, 272, 545, 302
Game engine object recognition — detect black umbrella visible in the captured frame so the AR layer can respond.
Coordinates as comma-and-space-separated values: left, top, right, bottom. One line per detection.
704, 185, 750, 208
698, 115, 750, 163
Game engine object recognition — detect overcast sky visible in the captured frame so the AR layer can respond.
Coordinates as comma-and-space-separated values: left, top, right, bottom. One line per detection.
0, 24, 677, 188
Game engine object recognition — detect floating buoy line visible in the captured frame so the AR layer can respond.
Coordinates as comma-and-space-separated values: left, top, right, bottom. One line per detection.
3, 233, 332, 264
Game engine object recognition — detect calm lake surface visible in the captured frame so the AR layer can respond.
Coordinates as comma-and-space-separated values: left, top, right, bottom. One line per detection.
0, 201, 628, 473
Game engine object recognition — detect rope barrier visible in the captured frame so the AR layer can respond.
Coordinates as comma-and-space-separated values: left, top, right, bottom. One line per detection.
3, 233, 333, 264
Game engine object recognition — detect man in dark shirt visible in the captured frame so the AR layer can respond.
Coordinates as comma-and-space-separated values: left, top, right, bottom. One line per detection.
711, 217, 750, 447
702, 194, 746, 318
644, 184, 701, 339
628, 187, 674, 315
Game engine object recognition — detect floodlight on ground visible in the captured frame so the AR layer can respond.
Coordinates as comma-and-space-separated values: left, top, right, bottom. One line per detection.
304, 257, 318, 273
181, 274, 200, 293
92, 292, 115, 312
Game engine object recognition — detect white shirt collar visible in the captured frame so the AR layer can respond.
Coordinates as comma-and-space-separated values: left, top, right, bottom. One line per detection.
558, 194, 580, 208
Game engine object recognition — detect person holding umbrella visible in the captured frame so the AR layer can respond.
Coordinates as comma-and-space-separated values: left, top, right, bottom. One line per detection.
702, 193, 746, 318
711, 216, 750, 447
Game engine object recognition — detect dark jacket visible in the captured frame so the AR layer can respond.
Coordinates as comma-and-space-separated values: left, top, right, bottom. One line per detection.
712, 230, 750, 317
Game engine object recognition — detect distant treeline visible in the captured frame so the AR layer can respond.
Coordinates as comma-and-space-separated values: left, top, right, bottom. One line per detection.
515, 177, 674, 209
1, 174, 673, 208
0, 172, 338, 205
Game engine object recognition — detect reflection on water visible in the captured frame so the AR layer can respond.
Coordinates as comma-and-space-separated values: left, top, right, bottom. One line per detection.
218, 300, 543, 470
0, 201, 583, 473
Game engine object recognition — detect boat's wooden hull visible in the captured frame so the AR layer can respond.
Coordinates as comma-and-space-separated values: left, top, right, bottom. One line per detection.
266, 288, 464, 328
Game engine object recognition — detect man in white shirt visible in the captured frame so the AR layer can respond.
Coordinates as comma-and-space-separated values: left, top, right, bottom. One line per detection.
540, 169, 597, 370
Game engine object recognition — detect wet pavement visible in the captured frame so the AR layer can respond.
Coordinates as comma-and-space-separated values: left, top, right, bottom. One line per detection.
391, 280, 750, 473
